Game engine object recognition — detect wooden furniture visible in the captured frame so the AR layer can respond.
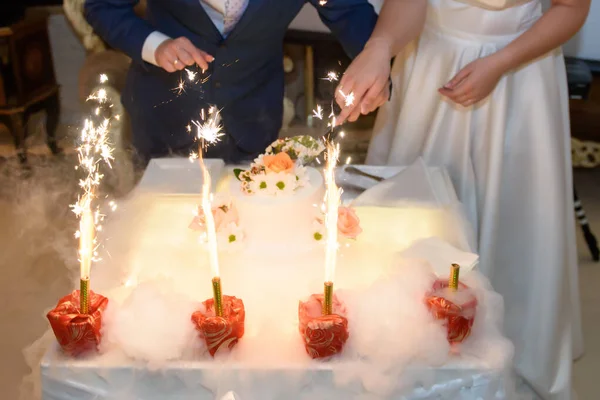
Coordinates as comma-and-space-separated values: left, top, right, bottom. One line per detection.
0, 15, 61, 165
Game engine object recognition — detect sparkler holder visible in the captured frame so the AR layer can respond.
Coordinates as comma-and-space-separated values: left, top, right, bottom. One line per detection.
424, 279, 478, 346
191, 295, 245, 357
46, 289, 108, 357
298, 293, 349, 359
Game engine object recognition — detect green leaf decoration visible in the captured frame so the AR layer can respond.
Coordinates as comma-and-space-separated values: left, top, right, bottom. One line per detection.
233, 168, 244, 181
314, 232, 323, 241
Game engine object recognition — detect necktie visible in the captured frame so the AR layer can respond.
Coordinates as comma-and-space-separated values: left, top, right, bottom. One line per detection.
223, 0, 247, 35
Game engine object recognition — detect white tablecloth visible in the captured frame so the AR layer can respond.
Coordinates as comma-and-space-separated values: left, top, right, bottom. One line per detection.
40, 159, 516, 400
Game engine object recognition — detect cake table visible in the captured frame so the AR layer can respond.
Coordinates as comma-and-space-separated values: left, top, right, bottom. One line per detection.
40, 159, 514, 400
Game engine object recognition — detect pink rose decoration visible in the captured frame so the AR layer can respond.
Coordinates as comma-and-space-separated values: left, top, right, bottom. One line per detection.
337, 206, 362, 239
189, 202, 239, 232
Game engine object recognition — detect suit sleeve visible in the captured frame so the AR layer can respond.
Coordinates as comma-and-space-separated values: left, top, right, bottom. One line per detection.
309, 0, 378, 59
85, 0, 157, 64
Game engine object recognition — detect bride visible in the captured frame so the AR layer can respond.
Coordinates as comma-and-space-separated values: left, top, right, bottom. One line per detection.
336, 0, 590, 398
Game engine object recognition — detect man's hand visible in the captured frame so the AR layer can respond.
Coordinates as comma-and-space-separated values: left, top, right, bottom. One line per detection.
335, 38, 392, 125
155, 37, 214, 73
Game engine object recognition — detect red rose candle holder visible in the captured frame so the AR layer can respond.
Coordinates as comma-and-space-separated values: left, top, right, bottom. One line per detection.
191, 293, 245, 357
425, 264, 478, 345
298, 292, 349, 359
46, 289, 109, 357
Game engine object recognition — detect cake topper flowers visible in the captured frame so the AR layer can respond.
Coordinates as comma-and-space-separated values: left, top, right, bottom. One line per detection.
234, 135, 325, 195
189, 195, 245, 248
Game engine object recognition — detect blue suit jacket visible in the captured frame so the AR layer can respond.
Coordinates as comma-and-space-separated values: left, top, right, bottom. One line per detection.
85, 0, 377, 162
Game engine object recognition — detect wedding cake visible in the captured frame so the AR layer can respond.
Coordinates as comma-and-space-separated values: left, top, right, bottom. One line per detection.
190, 136, 362, 252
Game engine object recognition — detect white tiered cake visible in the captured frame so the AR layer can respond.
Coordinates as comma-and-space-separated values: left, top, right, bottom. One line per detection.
229, 166, 324, 250
189, 136, 334, 252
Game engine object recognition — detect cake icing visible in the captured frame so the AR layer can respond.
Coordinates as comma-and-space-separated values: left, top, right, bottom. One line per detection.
229, 166, 324, 250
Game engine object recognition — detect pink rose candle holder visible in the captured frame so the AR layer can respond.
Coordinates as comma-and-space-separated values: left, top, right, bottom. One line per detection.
424, 264, 478, 346
191, 293, 245, 357
298, 293, 349, 359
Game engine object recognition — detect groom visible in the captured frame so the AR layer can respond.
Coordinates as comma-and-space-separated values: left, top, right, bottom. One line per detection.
84, 0, 377, 165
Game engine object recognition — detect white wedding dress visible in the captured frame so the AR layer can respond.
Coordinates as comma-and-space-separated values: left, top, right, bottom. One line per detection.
367, 0, 583, 398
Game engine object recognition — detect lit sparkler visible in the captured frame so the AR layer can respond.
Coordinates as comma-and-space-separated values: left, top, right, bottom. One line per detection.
71, 76, 115, 314
323, 141, 341, 315
192, 107, 225, 316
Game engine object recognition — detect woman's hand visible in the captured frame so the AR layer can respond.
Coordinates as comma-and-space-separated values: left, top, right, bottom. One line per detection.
155, 37, 214, 73
335, 39, 392, 124
438, 55, 506, 107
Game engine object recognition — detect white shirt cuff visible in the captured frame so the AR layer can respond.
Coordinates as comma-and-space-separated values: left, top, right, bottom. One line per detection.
141, 31, 171, 66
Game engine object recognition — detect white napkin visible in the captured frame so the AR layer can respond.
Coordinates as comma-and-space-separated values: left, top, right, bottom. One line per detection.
399, 237, 479, 277
352, 158, 440, 207
220, 391, 239, 400
136, 157, 225, 194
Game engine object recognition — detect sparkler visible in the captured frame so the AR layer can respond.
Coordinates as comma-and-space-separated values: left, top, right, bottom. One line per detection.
191, 107, 225, 316
72, 77, 115, 314
449, 264, 460, 291
323, 141, 341, 315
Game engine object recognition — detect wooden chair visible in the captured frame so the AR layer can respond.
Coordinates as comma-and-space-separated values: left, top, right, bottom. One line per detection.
0, 16, 62, 166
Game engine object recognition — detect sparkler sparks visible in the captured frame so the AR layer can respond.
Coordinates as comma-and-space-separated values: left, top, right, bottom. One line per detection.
185, 68, 197, 81
338, 89, 355, 107
71, 80, 115, 284
191, 106, 224, 148
324, 140, 341, 283
325, 71, 338, 82
189, 106, 225, 279
313, 105, 324, 120
173, 79, 186, 95
170, 68, 210, 98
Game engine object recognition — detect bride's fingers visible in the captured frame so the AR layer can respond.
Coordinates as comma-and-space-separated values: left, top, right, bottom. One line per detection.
347, 105, 362, 122
336, 103, 356, 125
444, 65, 472, 89
360, 78, 387, 114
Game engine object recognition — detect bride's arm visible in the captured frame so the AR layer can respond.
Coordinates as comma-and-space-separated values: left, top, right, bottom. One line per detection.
441, 0, 590, 105
335, 0, 427, 123
495, 0, 590, 72
367, 0, 427, 58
